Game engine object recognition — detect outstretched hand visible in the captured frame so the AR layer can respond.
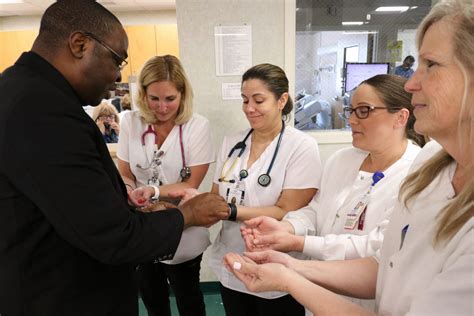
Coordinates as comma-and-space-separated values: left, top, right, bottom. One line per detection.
223, 252, 294, 293
243, 249, 294, 267
241, 216, 302, 252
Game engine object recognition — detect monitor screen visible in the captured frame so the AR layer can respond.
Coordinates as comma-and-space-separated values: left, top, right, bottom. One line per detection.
345, 63, 390, 92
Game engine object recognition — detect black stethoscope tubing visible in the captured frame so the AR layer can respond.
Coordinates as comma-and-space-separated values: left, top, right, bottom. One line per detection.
220, 120, 285, 187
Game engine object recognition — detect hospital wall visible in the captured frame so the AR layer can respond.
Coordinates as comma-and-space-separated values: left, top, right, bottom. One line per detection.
0, 4, 351, 282
177, 0, 351, 282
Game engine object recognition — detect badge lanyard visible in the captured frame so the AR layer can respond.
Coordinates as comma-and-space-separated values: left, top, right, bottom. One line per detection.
344, 171, 385, 231
137, 124, 190, 184
218, 120, 285, 187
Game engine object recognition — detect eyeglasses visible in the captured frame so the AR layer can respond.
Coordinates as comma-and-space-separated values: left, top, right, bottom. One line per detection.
99, 115, 115, 120
83, 31, 128, 71
343, 104, 400, 120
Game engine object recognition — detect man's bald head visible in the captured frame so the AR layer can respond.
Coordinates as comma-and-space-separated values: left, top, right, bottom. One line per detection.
32, 0, 129, 106
37, 0, 122, 50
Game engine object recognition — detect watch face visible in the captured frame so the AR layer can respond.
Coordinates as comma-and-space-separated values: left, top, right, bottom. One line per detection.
180, 167, 191, 180
239, 169, 249, 180
258, 174, 271, 187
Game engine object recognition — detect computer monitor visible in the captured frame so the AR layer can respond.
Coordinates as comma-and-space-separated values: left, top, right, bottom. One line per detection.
345, 63, 390, 92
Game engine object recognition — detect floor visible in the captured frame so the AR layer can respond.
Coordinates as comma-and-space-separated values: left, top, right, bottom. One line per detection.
138, 285, 225, 316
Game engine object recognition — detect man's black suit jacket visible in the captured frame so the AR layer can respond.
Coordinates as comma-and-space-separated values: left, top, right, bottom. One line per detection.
0, 52, 184, 316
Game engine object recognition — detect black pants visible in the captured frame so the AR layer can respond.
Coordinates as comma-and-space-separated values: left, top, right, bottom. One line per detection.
138, 254, 205, 316
220, 283, 305, 316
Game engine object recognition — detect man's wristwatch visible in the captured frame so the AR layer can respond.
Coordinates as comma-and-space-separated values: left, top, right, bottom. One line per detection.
227, 202, 237, 221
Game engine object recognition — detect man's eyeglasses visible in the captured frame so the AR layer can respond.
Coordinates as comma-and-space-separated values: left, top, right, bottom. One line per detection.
83, 31, 128, 71
343, 104, 401, 120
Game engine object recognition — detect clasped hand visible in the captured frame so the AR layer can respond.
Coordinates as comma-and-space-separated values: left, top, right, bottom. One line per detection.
170, 189, 230, 228
128, 186, 174, 212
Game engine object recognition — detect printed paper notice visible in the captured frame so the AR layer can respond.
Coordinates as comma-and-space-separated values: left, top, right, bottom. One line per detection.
215, 25, 252, 76
222, 83, 242, 100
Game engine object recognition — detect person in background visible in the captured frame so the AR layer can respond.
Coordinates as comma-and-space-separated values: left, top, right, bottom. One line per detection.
225, 0, 473, 315
394, 55, 415, 78
209, 63, 322, 316
118, 55, 213, 316
118, 93, 132, 120
0, 1, 230, 315
241, 74, 425, 311
92, 100, 120, 143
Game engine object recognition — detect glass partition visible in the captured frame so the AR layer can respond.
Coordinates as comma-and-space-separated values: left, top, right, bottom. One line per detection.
294, 0, 432, 131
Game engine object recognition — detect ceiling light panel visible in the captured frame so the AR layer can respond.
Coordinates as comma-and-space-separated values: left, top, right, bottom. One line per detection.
375, 6, 409, 12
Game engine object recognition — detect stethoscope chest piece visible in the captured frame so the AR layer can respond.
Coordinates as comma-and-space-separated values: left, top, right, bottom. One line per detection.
180, 166, 191, 181
257, 174, 271, 187
239, 169, 249, 180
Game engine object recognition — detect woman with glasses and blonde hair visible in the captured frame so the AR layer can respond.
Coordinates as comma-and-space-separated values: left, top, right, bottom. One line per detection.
117, 55, 214, 316
241, 74, 424, 311
225, 0, 473, 314
92, 100, 120, 143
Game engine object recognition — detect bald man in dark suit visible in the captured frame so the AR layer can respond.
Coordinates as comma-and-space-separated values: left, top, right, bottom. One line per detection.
0, 1, 229, 315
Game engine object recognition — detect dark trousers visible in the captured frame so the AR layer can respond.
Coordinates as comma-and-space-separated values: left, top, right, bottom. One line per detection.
220, 283, 305, 316
138, 254, 205, 316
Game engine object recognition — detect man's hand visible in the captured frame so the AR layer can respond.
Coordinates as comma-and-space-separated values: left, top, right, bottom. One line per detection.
178, 192, 229, 228
137, 201, 177, 213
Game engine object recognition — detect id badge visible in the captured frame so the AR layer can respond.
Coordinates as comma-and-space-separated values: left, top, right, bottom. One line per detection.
344, 198, 368, 230
225, 181, 246, 206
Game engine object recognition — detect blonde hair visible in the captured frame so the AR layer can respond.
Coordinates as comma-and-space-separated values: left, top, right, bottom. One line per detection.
136, 55, 193, 125
400, 0, 474, 245
121, 93, 131, 111
92, 101, 120, 124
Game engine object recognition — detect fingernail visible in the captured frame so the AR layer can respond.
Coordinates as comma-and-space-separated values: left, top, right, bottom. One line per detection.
233, 262, 241, 270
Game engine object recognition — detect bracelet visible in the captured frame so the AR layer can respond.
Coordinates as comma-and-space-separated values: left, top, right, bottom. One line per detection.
149, 185, 160, 201
227, 202, 237, 221
125, 183, 135, 191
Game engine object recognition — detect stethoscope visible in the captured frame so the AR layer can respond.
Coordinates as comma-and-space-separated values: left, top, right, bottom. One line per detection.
138, 124, 191, 182
218, 120, 285, 187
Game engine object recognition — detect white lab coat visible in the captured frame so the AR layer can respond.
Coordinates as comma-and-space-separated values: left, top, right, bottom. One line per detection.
285, 141, 421, 312
376, 141, 474, 315
209, 125, 322, 299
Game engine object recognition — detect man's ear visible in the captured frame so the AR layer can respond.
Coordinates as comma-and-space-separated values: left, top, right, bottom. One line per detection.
68, 31, 89, 58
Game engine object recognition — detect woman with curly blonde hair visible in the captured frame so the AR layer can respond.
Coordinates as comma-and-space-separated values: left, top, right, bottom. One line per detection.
92, 100, 120, 143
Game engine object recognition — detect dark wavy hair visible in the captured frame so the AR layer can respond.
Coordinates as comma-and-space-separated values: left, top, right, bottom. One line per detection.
242, 63, 293, 119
